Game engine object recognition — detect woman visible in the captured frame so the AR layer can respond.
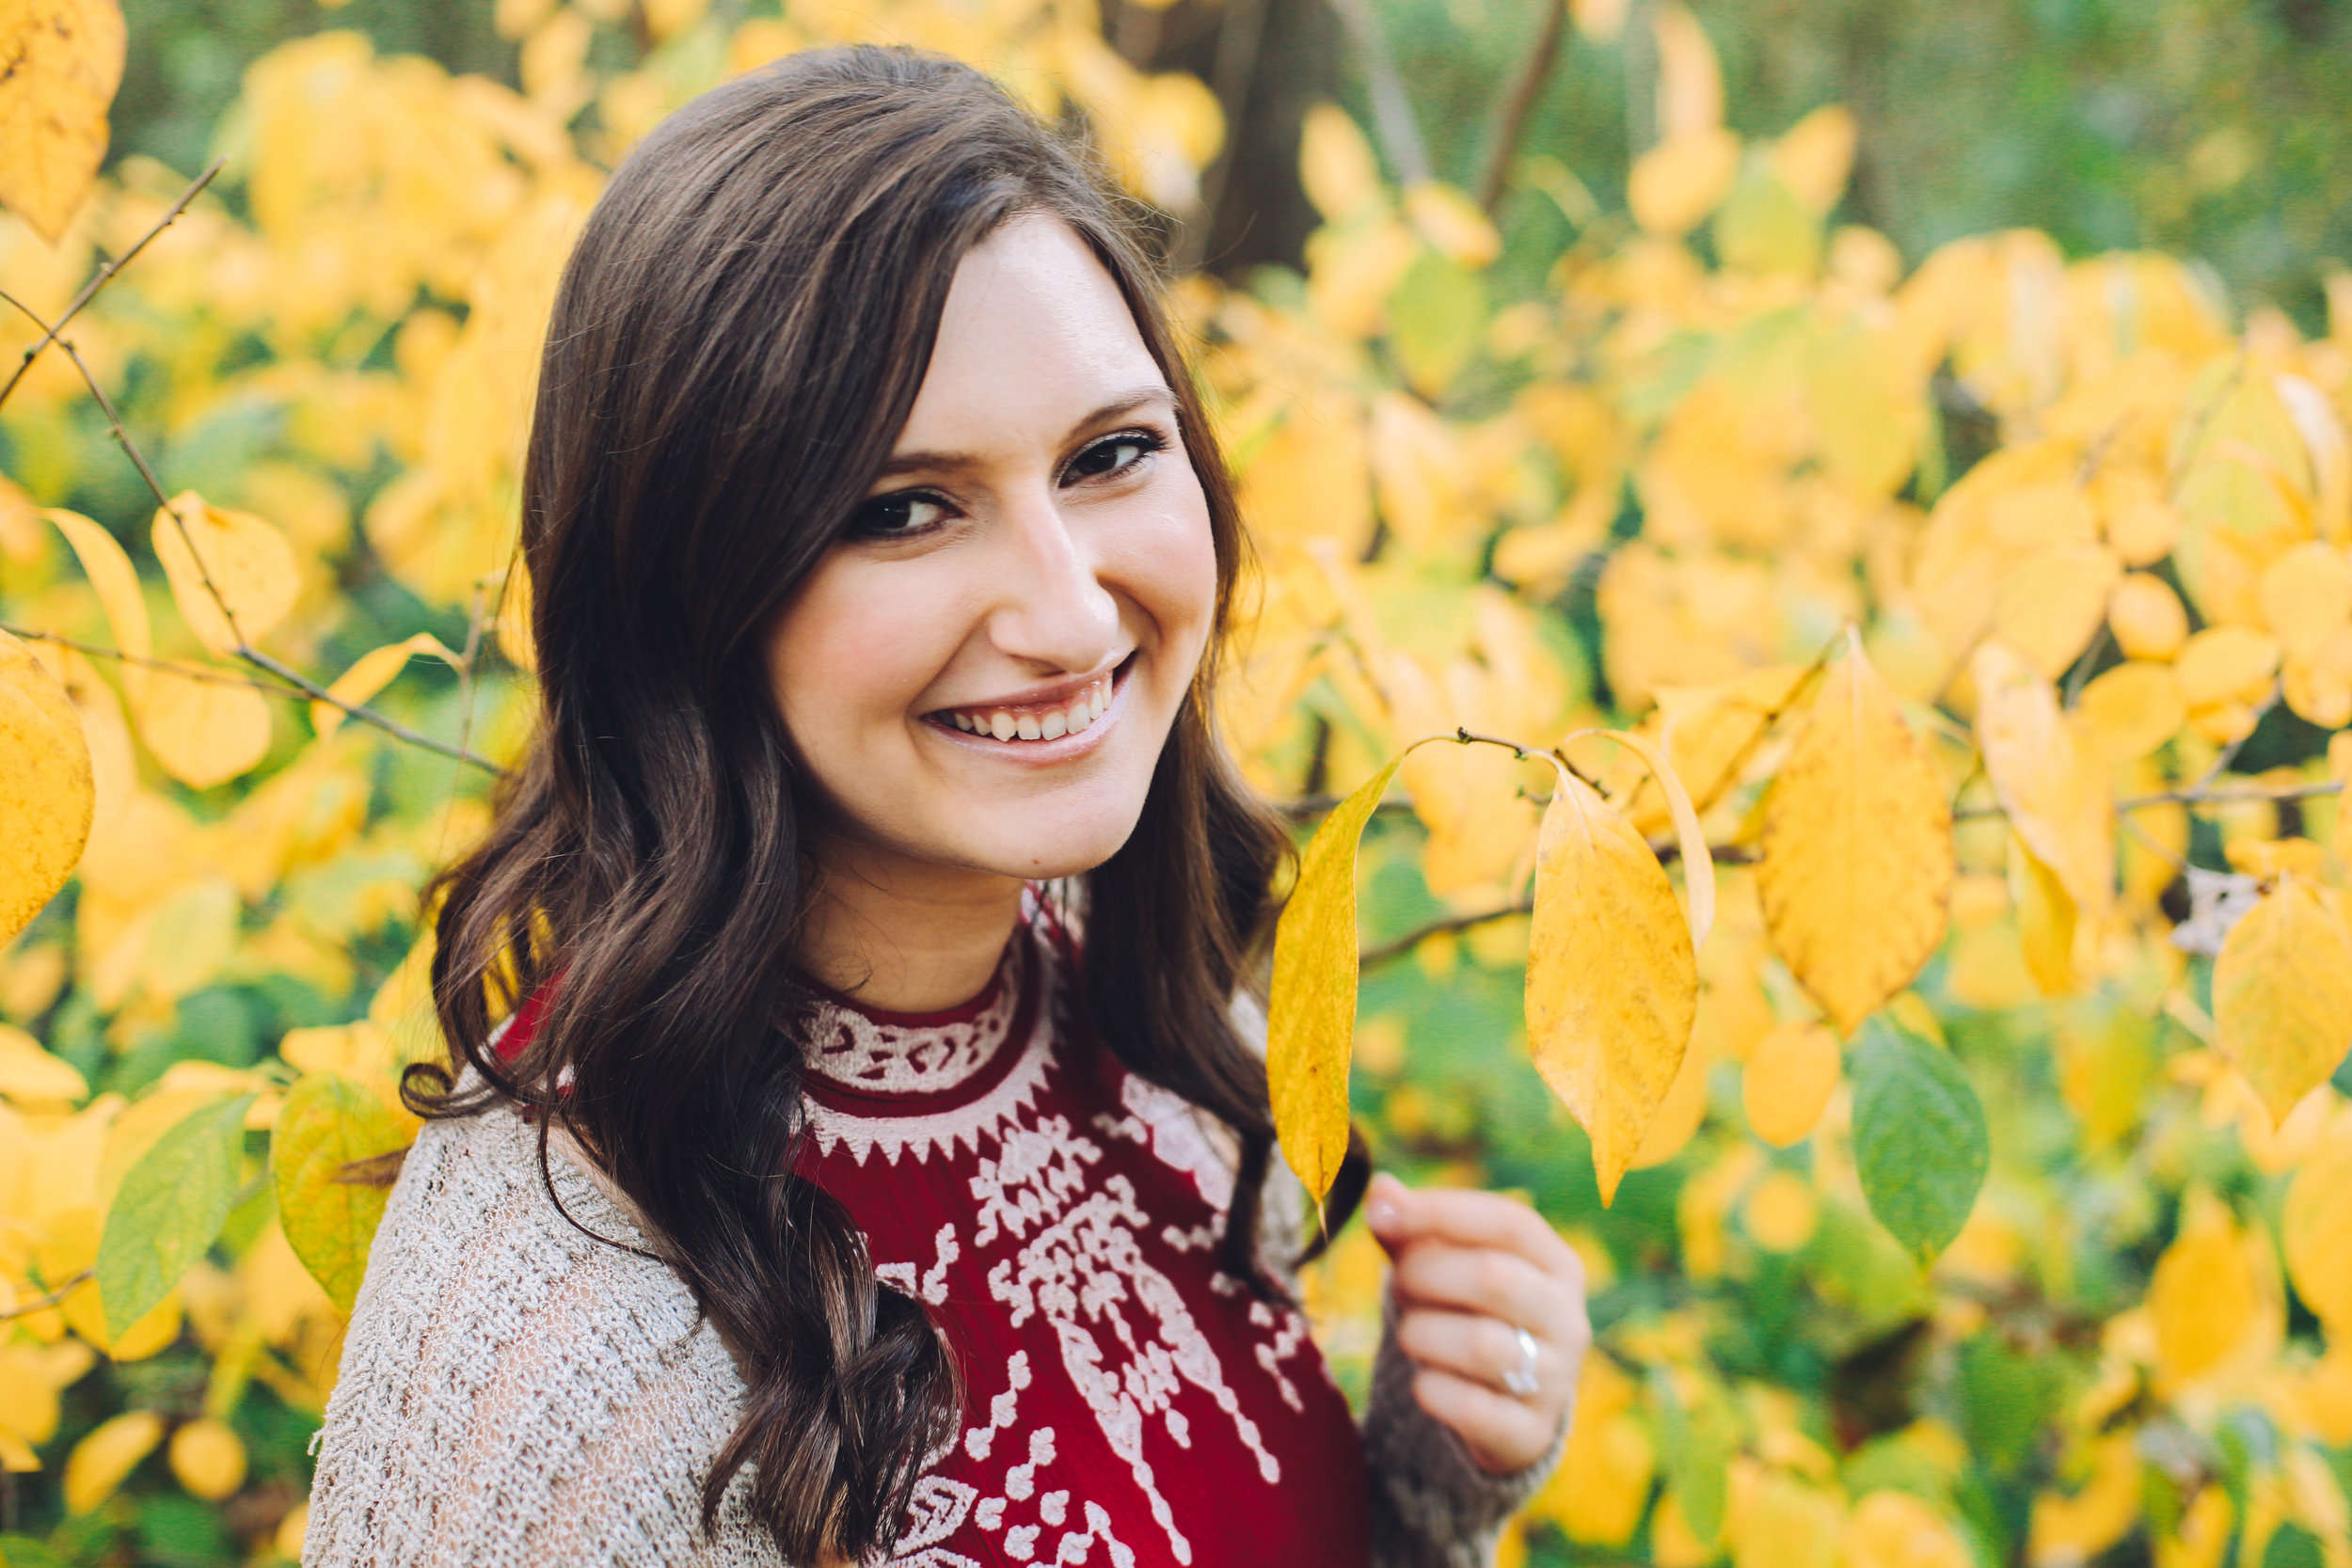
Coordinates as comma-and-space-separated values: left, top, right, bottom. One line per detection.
306, 45, 1588, 1568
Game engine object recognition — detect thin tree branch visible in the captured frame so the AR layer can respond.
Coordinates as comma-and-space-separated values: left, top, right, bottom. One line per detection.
1, 1270, 91, 1321
0, 296, 511, 778
1326, 0, 1432, 184
1476, 0, 1570, 213
2187, 682, 2280, 795
1363, 900, 1532, 965
1, 624, 285, 692
0, 158, 226, 412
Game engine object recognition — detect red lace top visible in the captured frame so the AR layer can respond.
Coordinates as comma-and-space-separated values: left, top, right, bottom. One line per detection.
502, 907, 1373, 1567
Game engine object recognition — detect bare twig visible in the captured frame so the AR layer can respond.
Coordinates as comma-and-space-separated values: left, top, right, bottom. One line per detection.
1476, 0, 1571, 213
1362, 899, 1532, 966
0, 292, 512, 779
2116, 774, 2344, 814
1, 1270, 91, 1321
1, 624, 285, 692
1326, 0, 1432, 184
0, 159, 226, 412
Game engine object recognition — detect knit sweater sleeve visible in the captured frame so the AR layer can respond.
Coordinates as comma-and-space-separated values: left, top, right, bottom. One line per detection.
1231, 993, 1567, 1568
303, 1107, 785, 1568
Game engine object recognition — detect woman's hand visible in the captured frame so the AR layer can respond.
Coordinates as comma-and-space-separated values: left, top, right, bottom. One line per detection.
1365, 1170, 1590, 1476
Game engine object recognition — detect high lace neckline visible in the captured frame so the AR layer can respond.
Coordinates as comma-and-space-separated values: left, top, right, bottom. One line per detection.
800, 922, 1040, 1107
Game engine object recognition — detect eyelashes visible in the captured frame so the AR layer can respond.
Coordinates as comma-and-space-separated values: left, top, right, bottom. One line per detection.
847, 428, 1169, 540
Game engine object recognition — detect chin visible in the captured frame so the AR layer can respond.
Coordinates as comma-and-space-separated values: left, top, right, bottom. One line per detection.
953, 794, 1152, 882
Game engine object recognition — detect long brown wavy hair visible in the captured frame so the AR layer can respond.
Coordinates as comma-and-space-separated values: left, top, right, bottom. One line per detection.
406, 44, 1367, 1563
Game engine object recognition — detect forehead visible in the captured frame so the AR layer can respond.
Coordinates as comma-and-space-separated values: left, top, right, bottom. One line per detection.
895, 215, 1167, 451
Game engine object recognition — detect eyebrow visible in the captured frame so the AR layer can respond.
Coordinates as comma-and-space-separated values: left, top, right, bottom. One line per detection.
870, 385, 1176, 481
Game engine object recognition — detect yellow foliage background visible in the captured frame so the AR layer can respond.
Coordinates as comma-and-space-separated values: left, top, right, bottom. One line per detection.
2, 0, 2351, 1563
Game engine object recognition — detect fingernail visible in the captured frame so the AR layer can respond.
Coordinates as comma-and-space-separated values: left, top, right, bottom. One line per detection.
1368, 1198, 1400, 1230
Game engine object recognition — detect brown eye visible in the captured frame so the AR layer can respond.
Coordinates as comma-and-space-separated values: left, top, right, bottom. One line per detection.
851, 492, 949, 538
1062, 431, 1161, 484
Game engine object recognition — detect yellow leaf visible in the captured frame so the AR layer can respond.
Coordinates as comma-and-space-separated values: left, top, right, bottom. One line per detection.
1267, 750, 1415, 1204
0, 1019, 86, 1104
2108, 572, 2190, 662
1770, 105, 1855, 215
1972, 640, 2113, 930
1403, 182, 1500, 268
2078, 661, 2186, 764
0, 628, 94, 942
43, 507, 150, 660
1735, 1468, 1845, 1568
1568, 725, 1715, 949
134, 662, 272, 790
2332, 733, 2352, 865
495, 561, 535, 672
1532, 1354, 1656, 1544
1742, 1021, 1840, 1147
2149, 1190, 2280, 1392
0, 0, 125, 242
1846, 1491, 1972, 1568
2014, 843, 2076, 996
63, 1408, 162, 1513
151, 491, 302, 657
1757, 636, 1954, 1035
1525, 763, 1697, 1204
2028, 1433, 2143, 1567
167, 1415, 246, 1500
1992, 541, 2122, 679
1630, 1029, 1710, 1170
1652, 3, 1724, 138
1629, 128, 1740, 239
2158, 1487, 2234, 1568
1639, 664, 1810, 827
2258, 542, 2352, 662
1300, 103, 1382, 222
2284, 1125, 2352, 1336
1743, 1169, 1817, 1251
311, 633, 461, 737
2176, 624, 2280, 709
2211, 876, 2352, 1126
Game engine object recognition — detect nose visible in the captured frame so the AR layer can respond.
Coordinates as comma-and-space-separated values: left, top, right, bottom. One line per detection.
984, 484, 1121, 674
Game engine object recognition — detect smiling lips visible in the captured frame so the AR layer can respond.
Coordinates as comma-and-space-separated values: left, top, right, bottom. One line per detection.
935, 671, 1115, 742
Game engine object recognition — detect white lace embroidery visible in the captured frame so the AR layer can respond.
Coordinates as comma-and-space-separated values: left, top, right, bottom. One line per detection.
808, 947, 1025, 1095
862, 933, 1323, 1568
807, 947, 1061, 1168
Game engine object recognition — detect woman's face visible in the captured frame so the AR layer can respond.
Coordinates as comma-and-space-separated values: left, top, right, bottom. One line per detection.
767, 215, 1219, 886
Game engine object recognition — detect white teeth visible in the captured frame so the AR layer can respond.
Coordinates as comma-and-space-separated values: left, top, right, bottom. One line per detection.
946, 673, 1117, 740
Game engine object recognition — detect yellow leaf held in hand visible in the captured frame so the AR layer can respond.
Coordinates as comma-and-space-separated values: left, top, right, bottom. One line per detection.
2211, 876, 2352, 1126
1525, 760, 1697, 1204
135, 662, 272, 791
1971, 640, 2113, 931
0, 628, 95, 942
151, 492, 302, 657
1757, 633, 1954, 1036
312, 633, 462, 738
1267, 750, 1415, 1206
0, 0, 126, 242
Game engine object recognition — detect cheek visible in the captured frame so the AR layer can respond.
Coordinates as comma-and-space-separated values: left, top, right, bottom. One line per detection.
1126, 477, 1219, 652
766, 561, 939, 744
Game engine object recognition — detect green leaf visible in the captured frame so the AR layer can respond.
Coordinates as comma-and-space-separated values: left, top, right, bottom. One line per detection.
273, 1073, 407, 1312
1386, 247, 1486, 399
1848, 1017, 1989, 1262
1267, 750, 1417, 1205
1649, 1366, 1734, 1544
96, 1093, 258, 1340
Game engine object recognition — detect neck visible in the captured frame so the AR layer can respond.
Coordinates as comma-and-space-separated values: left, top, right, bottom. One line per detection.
798, 834, 1028, 1013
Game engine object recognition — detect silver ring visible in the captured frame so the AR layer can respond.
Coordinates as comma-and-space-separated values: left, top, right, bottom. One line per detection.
1502, 1327, 1540, 1398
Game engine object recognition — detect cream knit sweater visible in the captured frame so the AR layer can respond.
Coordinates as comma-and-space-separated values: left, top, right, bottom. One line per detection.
306, 1093, 1562, 1566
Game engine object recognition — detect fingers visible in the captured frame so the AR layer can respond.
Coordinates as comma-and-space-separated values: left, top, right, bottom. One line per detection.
1367, 1174, 1584, 1288
1385, 1236, 1565, 1327
1408, 1366, 1561, 1476
1393, 1306, 1572, 1404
